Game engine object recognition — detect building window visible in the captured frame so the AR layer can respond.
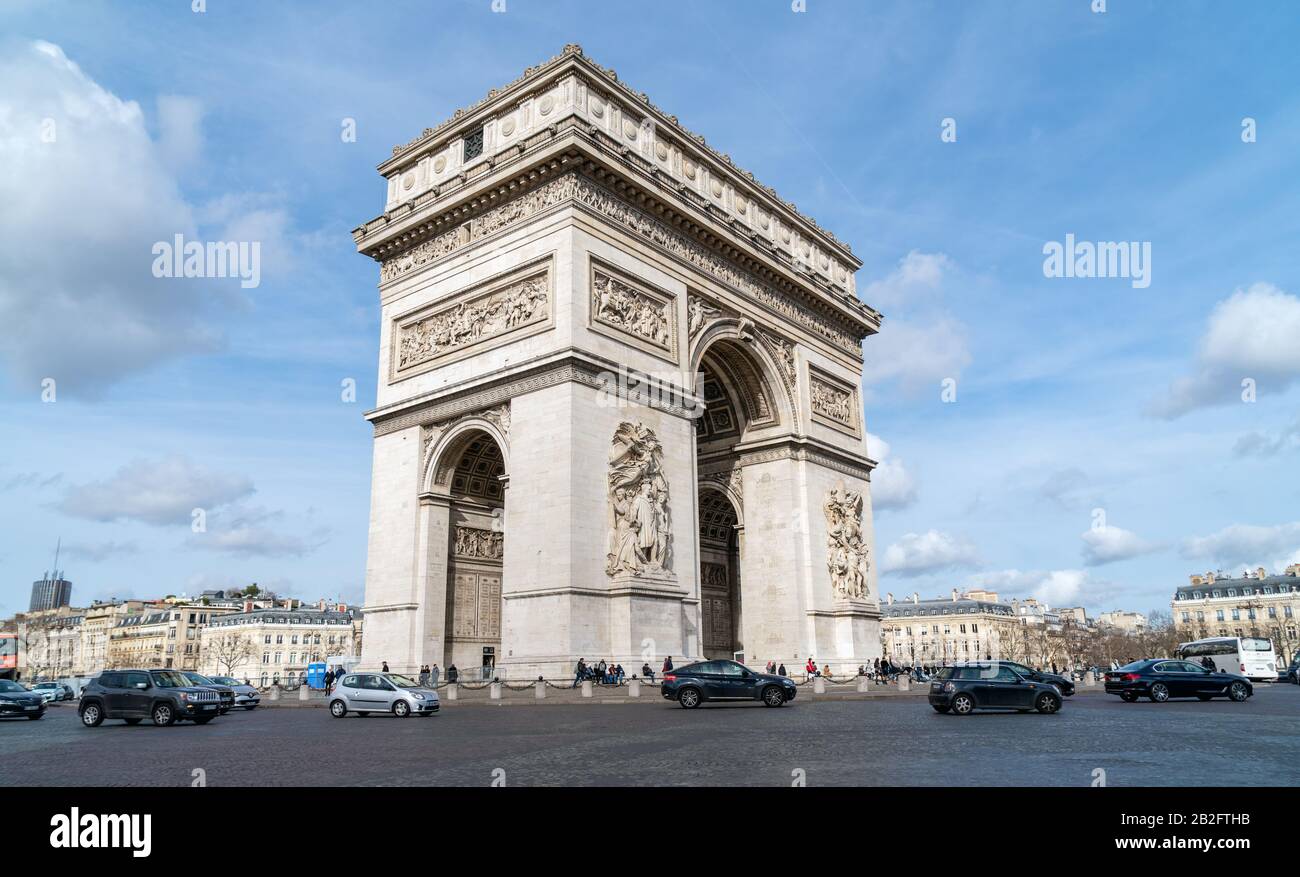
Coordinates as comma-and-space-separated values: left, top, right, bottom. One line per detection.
463, 127, 484, 161
262, 653, 270, 664
1216, 610, 1225, 622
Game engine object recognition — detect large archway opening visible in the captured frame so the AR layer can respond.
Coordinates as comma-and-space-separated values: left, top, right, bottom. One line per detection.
438, 429, 506, 680
692, 335, 786, 662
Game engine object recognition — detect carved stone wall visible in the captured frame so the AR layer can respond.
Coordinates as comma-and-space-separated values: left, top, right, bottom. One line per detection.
453, 526, 504, 560
809, 367, 859, 434
824, 481, 870, 601
605, 422, 674, 578
589, 259, 676, 359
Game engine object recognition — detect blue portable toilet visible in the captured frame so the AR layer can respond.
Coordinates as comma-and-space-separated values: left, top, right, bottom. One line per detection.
307, 662, 327, 689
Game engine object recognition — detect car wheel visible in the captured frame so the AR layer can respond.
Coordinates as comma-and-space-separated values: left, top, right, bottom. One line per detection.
80, 703, 104, 727
124, 717, 143, 725
329, 700, 347, 718
677, 687, 702, 709
393, 700, 411, 718
761, 686, 786, 707
1228, 682, 1249, 702
151, 703, 175, 726
1120, 691, 1138, 702
1035, 692, 1061, 714
931, 704, 950, 713
951, 692, 975, 715
1149, 683, 1170, 703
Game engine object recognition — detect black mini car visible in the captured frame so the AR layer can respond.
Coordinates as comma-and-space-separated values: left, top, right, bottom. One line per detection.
1104, 659, 1252, 703
0, 679, 46, 720
661, 660, 797, 708
928, 662, 1063, 715
998, 661, 1075, 696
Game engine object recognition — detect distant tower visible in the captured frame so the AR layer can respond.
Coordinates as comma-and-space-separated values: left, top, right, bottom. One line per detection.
29, 539, 72, 611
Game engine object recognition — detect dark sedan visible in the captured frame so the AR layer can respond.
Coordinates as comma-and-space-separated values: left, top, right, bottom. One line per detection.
1000, 661, 1075, 697
661, 660, 797, 709
180, 671, 237, 714
0, 679, 46, 720
928, 662, 1063, 715
1104, 659, 1252, 703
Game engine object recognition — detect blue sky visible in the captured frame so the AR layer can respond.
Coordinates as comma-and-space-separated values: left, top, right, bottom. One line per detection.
1, 0, 1298, 620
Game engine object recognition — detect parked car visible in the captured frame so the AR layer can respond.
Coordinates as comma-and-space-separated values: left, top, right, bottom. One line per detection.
1104, 659, 1252, 703
179, 671, 236, 714
27, 683, 61, 704
0, 679, 46, 720
79, 669, 224, 727
1281, 656, 1300, 685
328, 672, 439, 718
660, 660, 797, 709
928, 662, 1063, 715
209, 676, 261, 710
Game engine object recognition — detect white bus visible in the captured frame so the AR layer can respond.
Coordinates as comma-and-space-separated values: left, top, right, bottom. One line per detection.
1177, 636, 1277, 681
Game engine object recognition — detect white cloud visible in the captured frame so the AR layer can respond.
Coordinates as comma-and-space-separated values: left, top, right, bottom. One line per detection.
57, 456, 254, 526
0, 41, 228, 397
1181, 522, 1300, 571
865, 432, 917, 511
1233, 416, 1300, 457
1150, 283, 1300, 418
880, 530, 980, 577
1080, 524, 1162, 566
156, 94, 204, 172
188, 506, 328, 559
965, 568, 1122, 608
860, 251, 971, 396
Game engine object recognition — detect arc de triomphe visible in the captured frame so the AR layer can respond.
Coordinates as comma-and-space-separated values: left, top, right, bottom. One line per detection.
353, 45, 883, 680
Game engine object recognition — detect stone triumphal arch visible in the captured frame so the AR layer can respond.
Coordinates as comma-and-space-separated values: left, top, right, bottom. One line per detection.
354, 46, 883, 679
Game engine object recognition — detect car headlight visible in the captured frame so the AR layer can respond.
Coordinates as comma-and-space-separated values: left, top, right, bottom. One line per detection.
413, 693, 425, 700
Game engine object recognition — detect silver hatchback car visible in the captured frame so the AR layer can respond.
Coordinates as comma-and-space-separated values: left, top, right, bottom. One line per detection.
329, 672, 440, 718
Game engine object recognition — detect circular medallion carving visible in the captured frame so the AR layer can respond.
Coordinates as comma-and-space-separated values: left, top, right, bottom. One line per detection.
711, 180, 723, 198
624, 120, 637, 140
539, 94, 555, 115
401, 172, 415, 191
433, 155, 446, 173
591, 97, 605, 118
684, 159, 697, 179
655, 141, 668, 161
737, 198, 747, 215
780, 227, 791, 243
501, 117, 516, 137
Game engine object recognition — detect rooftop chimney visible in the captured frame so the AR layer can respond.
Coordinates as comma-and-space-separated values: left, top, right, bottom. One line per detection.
886, 592, 894, 605
1256, 566, 1268, 580
951, 588, 959, 602
911, 592, 919, 605
1190, 574, 1202, 586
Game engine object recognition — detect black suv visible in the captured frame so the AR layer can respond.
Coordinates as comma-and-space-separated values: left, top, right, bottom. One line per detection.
180, 671, 236, 714
79, 669, 224, 727
661, 660, 797, 708
928, 662, 1063, 715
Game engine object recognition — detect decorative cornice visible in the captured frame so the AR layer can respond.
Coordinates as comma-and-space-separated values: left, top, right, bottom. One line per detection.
735, 436, 875, 482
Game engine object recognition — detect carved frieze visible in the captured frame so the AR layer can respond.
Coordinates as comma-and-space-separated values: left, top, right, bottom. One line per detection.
605, 422, 674, 579
701, 561, 728, 589
759, 330, 798, 401
824, 481, 870, 601
392, 259, 552, 380
453, 526, 504, 560
809, 368, 859, 434
589, 260, 676, 359
687, 294, 725, 337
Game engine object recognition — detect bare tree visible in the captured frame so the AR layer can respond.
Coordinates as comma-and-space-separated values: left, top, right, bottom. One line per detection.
209, 632, 256, 676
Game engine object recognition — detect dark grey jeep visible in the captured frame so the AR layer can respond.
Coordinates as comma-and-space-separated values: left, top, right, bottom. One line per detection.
79, 669, 224, 727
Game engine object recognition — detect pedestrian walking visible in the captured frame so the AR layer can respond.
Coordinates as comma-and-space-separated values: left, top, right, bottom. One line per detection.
663, 656, 674, 673
777, 663, 787, 677
430, 663, 440, 686
382, 661, 390, 673
447, 664, 459, 684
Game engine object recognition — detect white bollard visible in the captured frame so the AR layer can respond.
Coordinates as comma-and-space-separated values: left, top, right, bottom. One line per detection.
298, 685, 310, 701
535, 680, 546, 700
490, 682, 501, 700
270, 686, 281, 701
446, 683, 458, 701
897, 676, 911, 692
628, 679, 641, 698
581, 680, 593, 698
857, 676, 870, 692
813, 676, 826, 695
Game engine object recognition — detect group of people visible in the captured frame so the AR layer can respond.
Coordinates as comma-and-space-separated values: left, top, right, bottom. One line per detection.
763, 660, 789, 676
571, 658, 630, 686
416, 664, 450, 687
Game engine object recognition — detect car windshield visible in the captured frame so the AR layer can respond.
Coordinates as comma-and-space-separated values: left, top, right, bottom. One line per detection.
1116, 661, 1148, 672
34, 683, 55, 688
211, 677, 239, 685
0, 680, 25, 692
151, 671, 192, 688
184, 673, 214, 684
386, 674, 421, 688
